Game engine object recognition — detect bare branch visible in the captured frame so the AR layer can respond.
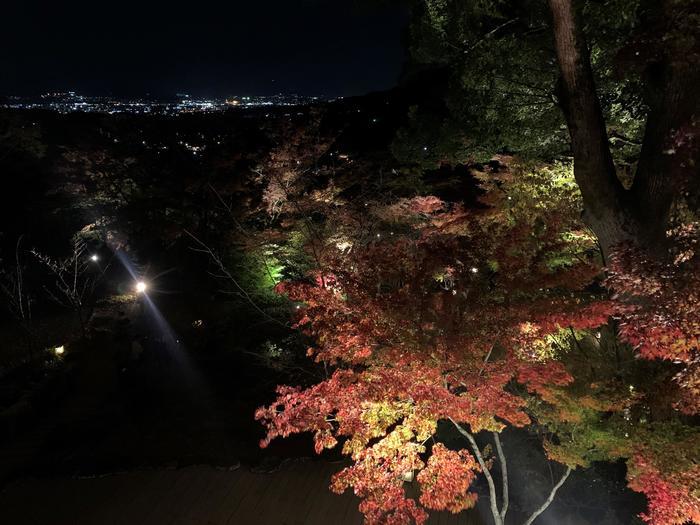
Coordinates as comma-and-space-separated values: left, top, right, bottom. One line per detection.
493, 432, 509, 521
449, 418, 503, 525
522, 465, 572, 525
183, 229, 288, 328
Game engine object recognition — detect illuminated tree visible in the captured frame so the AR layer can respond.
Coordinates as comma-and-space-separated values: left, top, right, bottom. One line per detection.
397, 4, 700, 518
256, 161, 612, 524
31, 237, 108, 338
253, 146, 700, 523
249, 3, 700, 517
407, 0, 699, 257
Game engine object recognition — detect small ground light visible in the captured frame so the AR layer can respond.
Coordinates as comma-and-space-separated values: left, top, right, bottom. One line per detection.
90, 254, 99, 262
470, 267, 479, 273
54, 345, 65, 355
135, 281, 147, 293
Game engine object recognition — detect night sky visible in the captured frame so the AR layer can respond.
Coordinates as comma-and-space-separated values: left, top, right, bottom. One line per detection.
1, 0, 410, 98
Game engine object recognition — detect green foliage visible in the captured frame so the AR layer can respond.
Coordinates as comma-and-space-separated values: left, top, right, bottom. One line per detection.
391, 105, 482, 166
382, 165, 430, 195
274, 228, 318, 282
397, 0, 647, 164
226, 246, 287, 305
520, 320, 699, 502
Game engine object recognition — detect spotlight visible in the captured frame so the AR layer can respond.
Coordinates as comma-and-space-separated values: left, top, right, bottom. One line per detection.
135, 281, 147, 293
54, 345, 65, 355
90, 254, 99, 262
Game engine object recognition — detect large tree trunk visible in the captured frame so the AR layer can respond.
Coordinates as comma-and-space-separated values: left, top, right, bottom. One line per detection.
629, 0, 700, 243
547, 0, 700, 258
548, 0, 632, 256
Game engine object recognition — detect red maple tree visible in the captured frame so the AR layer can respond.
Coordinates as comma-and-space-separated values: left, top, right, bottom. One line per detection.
254, 160, 617, 524
249, 131, 699, 523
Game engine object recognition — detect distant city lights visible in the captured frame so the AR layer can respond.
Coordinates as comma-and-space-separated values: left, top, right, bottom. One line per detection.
2, 92, 326, 115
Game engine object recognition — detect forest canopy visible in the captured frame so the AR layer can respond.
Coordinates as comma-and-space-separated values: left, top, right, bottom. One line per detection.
254, 1, 700, 524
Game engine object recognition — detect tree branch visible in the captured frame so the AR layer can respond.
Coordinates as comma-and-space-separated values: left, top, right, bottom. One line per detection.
522, 465, 572, 525
493, 433, 509, 521
449, 418, 503, 525
183, 229, 288, 328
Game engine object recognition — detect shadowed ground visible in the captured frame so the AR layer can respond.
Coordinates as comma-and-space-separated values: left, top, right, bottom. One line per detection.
0, 299, 482, 525
0, 462, 481, 525
0, 298, 636, 525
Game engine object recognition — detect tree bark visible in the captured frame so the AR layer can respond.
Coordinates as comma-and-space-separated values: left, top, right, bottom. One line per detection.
548, 0, 632, 255
450, 419, 503, 525
493, 432, 509, 521
629, 1, 700, 244
548, 0, 700, 257
522, 465, 572, 525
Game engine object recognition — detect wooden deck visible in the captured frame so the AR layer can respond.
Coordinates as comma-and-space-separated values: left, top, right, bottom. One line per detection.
0, 461, 483, 525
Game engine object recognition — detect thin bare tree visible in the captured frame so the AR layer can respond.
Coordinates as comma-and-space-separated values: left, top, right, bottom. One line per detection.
31, 237, 110, 338
0, 236, 38, 362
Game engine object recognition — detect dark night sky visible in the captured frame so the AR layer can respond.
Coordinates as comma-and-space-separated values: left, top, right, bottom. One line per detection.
1, 0, 410, 98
